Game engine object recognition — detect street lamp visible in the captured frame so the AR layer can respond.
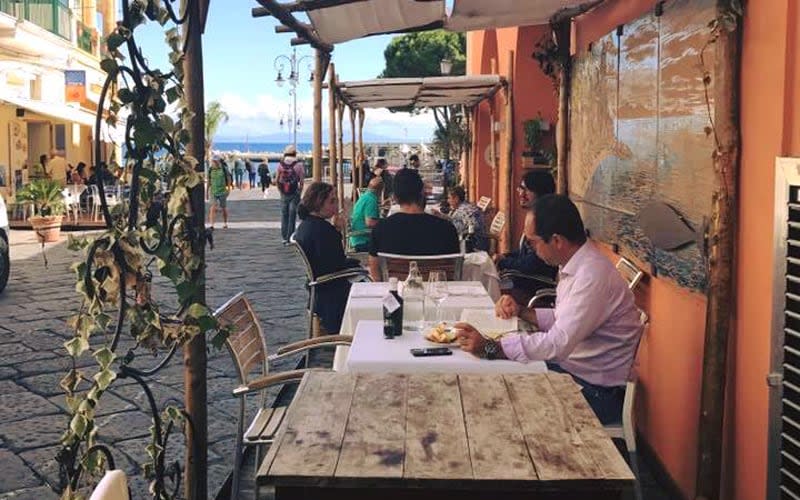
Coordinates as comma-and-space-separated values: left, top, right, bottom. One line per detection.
440, 57, 453, 76
274, 47, 313, 150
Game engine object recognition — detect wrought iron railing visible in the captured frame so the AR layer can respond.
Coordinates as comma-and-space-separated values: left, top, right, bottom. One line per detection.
0, 0, 72, 40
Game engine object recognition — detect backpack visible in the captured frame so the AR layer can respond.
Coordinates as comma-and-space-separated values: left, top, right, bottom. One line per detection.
277, 161, 300, 195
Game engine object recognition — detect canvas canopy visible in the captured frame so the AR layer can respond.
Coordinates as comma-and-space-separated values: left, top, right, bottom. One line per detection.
288, 0, 595, 46
336, 75, 505, 110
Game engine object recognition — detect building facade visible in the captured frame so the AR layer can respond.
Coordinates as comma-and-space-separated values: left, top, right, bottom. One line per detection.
0, 0, 117, 197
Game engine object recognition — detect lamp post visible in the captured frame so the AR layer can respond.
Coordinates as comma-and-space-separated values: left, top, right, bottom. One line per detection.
274, 47, 313, 150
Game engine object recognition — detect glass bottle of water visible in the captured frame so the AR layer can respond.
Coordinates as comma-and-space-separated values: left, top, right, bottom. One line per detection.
402, 261, 425, 333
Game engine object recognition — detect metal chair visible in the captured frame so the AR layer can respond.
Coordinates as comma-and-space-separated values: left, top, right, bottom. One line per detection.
289, 235, 371, 338
604, 309, 649, 500
528, 255, 645, 308
487, 210, 506, 255
377, 252, 464, 281
214, 293, 352, 500
476, 196, 492, 212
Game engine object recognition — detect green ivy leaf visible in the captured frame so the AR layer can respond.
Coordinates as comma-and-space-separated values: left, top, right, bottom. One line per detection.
70, 413, 88, 438
93, 368, 117, 391
64, 336, 90, 357
93, 347, 116, 370
100, 58, 119, 76
198, 314, 216, 334
165, 86, 180, 104
106, 32, 126, 51
59, 370, 82, 394
118, 88, 136, 104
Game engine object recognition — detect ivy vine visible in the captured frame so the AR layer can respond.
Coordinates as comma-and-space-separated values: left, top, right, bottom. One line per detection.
532, 30, 561, 92
56, 1, 225, 498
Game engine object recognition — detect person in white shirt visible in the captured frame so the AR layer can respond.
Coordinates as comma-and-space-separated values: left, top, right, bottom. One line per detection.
455, 194, 642, 424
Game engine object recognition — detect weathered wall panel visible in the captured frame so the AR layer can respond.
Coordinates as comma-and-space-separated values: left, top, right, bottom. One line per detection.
569, 0, 715, 291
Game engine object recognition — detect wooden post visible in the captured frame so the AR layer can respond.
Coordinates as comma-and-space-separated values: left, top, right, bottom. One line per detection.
554, 21, 571, 195
181, 0, 206, 498
328, 62, 337, 188
694, 5, 742, 500
463, 106, 471, 198
503, 50, 514, 254
312, 50, 324, 181
468, 107, 477, 201
490, 57, 498, 208
350, 106, 357, 199
337, 96, 345, 209
358, 108, 365, 187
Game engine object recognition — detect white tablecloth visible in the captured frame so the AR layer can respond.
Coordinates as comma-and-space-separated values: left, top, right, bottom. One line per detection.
462, 251, 500, 302
340, 281, 494, 336
345, 320, 547, 374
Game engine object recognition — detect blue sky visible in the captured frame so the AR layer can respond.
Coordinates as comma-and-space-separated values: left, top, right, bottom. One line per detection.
133, 1, 437, 143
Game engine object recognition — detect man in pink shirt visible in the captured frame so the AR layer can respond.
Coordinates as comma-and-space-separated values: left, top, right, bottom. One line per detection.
455, 194, 642, 424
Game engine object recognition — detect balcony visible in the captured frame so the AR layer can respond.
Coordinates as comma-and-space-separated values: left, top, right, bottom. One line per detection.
0, 0, 72, 40
76, 20, 97, 56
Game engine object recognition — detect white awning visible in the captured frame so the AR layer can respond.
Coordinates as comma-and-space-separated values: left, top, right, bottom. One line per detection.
337, 75, 505, 109
0, 94, 97, 127
446, 0, 591, 32
307, 0, 445, 45
294, 1, 595, 46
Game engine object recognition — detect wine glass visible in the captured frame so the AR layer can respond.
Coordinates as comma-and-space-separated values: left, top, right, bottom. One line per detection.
427, 271, 449, 323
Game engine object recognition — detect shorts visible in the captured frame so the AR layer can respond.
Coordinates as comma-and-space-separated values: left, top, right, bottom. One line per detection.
213, 193, 227, 208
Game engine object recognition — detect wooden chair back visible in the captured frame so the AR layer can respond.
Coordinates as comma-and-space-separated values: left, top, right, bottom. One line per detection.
377, 252, 464, 281
616, 256, 645, 291
489, 211, 506, 236
476, 196, 492, 212
214, 293, 268, 385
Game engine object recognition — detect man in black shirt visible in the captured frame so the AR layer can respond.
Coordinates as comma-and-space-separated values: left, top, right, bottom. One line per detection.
369, 168, 459, 280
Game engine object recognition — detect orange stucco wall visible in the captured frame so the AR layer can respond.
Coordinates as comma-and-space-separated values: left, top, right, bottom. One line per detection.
467, 25, 557, 250
467, 0, 800, 499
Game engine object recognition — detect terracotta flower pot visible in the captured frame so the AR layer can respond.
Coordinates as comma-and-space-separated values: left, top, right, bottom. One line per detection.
29, 215, 64, 243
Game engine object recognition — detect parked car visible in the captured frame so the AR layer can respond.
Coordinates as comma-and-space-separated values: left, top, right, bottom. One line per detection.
0, 192, 8, 293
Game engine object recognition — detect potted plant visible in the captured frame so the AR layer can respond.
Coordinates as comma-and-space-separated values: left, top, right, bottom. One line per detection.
16, 178, 65, 242
522, 115, 551, 167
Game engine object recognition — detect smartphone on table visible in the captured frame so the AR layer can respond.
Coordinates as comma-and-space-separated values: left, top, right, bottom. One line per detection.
410, 347, 453, 357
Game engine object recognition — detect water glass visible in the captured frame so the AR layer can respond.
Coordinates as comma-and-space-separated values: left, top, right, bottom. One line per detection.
427, 271, 449, 323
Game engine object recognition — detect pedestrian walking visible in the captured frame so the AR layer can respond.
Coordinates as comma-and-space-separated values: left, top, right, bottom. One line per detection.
207, 157, 232, 229
233, 156, 245, 189
276, 144, 305, 244
246, 159, 256, 189
258, 162, 272, 198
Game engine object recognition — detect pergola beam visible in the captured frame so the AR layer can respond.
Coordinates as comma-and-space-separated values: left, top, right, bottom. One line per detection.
252, 0, 333, 53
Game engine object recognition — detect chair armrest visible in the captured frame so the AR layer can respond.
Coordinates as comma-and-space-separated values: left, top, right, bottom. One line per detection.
499, 269, 556, 288
232, 368, 327, 397
527, 288, 557, 308
269, 335, 353, 361
310, 267, 370, 287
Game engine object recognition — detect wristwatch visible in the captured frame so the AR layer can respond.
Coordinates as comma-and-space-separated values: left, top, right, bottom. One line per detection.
482, 340, 501, 360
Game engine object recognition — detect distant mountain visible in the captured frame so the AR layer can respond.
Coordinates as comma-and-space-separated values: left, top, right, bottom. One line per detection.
215, 130, 412, 144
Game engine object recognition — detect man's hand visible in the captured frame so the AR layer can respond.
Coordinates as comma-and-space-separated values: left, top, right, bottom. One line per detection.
495, 295, 520, 319
492, 253, 505, 264
453, 322, 489, 357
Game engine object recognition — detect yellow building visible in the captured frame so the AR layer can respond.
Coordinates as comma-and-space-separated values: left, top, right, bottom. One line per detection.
0, 0, 117, 198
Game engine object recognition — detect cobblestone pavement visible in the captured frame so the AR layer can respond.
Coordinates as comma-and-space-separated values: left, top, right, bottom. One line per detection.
0, 186, 310, 499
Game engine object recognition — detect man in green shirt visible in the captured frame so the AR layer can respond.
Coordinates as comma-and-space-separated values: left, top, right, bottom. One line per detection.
349, 177, 383, 252
206, 157, 231, 229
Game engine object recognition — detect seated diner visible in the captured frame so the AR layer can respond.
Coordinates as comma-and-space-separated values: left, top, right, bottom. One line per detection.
455, 194, 642, 424
368, 168, 459, 280
294, 182, 363, 333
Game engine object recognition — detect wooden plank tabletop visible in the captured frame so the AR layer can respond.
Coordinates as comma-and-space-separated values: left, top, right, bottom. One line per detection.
258, 371, 634, 492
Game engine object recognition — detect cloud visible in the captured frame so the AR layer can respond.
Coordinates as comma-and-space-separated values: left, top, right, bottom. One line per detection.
213, 91, 437, 141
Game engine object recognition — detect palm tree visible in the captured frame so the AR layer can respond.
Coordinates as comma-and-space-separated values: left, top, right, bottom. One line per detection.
205, 101, 229, 159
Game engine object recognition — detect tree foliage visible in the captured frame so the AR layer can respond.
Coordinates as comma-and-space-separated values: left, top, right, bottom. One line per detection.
380, 30, 466, 78
204, 100, 228, 154
380, 31, 468, 160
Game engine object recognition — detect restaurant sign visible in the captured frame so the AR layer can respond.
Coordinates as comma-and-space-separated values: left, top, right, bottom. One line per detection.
65, 70, 86, 102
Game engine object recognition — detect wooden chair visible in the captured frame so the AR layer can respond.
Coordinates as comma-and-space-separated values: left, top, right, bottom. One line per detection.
213, 293, 352, 500
290, 236, 371, 338
377, 252, 464, 281
476, 196, 492, 212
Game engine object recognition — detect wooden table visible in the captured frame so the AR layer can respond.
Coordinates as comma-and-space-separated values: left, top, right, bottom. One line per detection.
258, 372, 634, 500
